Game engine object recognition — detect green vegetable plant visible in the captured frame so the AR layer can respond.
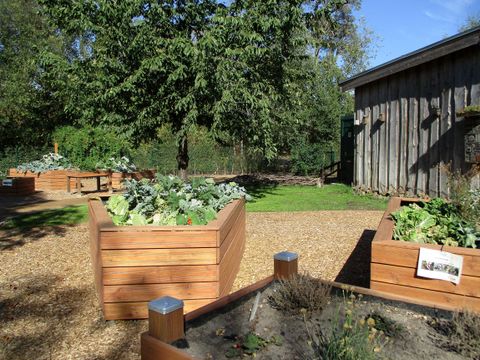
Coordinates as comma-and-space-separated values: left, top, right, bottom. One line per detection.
96, 156, 137, 173
224, 332, 283, 358
16, 153, 72, 173
391, 198, 479, 248
105, 175, 251, 226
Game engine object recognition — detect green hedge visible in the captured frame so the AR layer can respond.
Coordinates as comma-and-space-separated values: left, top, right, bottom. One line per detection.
290, 138, 336, 176
53, 126, 131, 171
0, 145, 50, 177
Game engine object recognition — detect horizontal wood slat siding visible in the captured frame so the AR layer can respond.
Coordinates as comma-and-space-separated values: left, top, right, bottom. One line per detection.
371, 282, 480, 312
101, 248, 217, 267
100, 230, 217, 249
104, 282, 219, 302
371, 197, 480, 312
219, 211, 246, 296
354, 46, 480, 196
0, 177, 35, 195
89, 198, 245, 320
8, 169, 77, 191
104, 299, 214, 320
371, 242, 480, 276
103, 265, 218, 285
371, 263, 480, 297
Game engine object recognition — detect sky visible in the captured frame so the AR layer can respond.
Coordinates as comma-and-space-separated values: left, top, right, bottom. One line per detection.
355, 0, 480, 68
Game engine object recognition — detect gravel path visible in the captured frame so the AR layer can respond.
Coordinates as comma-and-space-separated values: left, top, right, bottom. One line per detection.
0, 210, 383, 360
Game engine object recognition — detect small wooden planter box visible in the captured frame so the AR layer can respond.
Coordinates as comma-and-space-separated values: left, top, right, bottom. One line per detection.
88, 198, 246, 320
8, 169, 76, 191
371, 197, 480, 312
0, 177, 35, 196
109, 170, 156, 190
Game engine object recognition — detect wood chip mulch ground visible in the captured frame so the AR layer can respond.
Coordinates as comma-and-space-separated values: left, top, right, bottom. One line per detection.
0, 210, 383, 360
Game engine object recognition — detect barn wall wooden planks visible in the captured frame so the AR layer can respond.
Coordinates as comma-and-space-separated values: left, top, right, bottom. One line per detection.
353, 46, 480, 196
371, 197, 480, 312
89, 198, 246, 320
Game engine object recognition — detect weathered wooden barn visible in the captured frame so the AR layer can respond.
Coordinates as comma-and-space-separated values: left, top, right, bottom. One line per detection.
340, 26, 480, 197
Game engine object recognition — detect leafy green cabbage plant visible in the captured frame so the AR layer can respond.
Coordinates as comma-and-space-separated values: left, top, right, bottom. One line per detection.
16, 153, 72, 173
106, 175, 251, 226
391, 198, 479, 248
96, 156, 137, 173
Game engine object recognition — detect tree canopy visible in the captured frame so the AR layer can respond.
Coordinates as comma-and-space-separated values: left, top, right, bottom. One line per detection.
1, 0, 373, 176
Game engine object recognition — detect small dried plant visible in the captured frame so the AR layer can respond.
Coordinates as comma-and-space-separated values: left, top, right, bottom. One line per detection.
305, 293, 385, 360
268, 274, 331, 314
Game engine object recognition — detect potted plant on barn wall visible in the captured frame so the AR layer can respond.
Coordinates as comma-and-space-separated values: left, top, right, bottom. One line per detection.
88, 175, 251, 319
371, 165, 480, 311
95, 156, 137, 191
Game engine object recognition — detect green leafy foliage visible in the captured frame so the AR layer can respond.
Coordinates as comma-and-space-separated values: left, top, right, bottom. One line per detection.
391, 198, 480, 248
0, 145, 50, 177
16, 153, 72, 173
0, 0, 66, 149
105, 175, 250, 226
96, 156, 136, 173
53, 126, 131, 171
290, 137, 335, 175
446, 166, 480, 228
224, 332, 283, 358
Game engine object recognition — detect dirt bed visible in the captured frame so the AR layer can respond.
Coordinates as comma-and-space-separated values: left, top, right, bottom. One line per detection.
0, 210, 382, 359
181, 282, 466, 360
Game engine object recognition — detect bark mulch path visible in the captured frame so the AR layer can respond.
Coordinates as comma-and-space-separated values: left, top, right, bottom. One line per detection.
0, 210, 383, 360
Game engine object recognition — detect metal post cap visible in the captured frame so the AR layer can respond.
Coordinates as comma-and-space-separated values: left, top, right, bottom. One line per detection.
148, 296, 184, 315
274, 251, 298, 262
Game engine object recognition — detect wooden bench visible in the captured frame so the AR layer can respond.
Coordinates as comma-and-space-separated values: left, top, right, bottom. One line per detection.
67, 172, 111, 193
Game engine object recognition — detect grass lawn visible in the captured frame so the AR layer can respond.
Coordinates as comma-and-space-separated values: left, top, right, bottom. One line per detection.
1, 205, 88, 229
246, 183, 387, 212
1, 184, 387, 229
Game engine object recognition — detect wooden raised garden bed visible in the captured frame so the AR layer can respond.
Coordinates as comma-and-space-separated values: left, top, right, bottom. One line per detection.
371, 197, 480, 312
0, 177, 35, 196
140, 252, 468, 360
8, 169, 76, 191
88, 198, 246, 320
109, 170, 156, 190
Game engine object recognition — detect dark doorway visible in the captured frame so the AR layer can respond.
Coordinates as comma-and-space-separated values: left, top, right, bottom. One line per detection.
340, 116, 354, 184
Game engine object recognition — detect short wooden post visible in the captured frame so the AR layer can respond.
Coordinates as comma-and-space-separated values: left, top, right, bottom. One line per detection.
54, 142, 58, 154
274, 251, 298, 279
148, 296, 185, 343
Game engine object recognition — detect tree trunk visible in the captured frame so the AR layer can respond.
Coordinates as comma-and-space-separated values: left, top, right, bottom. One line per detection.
176, 133, 189, 180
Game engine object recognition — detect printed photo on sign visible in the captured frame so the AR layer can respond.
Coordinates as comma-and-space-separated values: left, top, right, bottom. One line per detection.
417, 248, 463, 285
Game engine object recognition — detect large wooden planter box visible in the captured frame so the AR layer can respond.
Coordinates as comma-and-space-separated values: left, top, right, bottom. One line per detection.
371, 197, 480, 312
0, 177, 35, 196
88, 198, 246, 320
8, 169, 76, 191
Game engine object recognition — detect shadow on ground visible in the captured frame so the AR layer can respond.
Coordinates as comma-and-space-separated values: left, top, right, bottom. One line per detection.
0, 204, 88, 251
0, 274, 90, 359
1, 274, 145, 360
0, 225, 75, 251
335, 229, 376, 288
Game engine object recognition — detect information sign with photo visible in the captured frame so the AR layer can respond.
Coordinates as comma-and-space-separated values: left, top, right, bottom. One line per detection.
417, 248, 463, 285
